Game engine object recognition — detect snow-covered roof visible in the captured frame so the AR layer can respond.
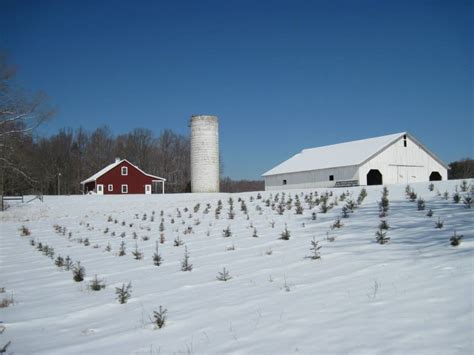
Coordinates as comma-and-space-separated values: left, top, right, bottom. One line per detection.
80, 159, 166, 184
263, 132, 407, 176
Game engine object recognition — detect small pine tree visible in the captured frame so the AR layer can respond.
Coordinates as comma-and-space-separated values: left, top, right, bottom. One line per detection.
460, 180, 469, 192
426, 208, 433, 217
72, 261, 85, 282
295, 203, 304, 215
375, 228, 390, 244
64, 256, 73, 270
152, 241, 162, 266
319, 198, 329, 213
311, 212, 317, 221
118, 241, 126, 256
307, 237, 321, 260
463, 195, 472, 208
105, 243, 112, 252
417, 197, 426, 211
151, 306, 167, 329
20, 225, 31, 236
428, 183, 434, 192
453, 192, 461, 203
89, 275, 106, 291
450, 231, 463, 246
435, 217, 444, 229
252, 227, 258, 238
159, 222, 165, 232
54, 255, 64, 268
331, 217, 343, 230
280, 226, 291, 240
181, 246, 193, 271
379, 220, 390, 230
227, 206, 235, 219
379, 187, 390, 216
341, 205, 350, 218
357, 188, 367, 205
160, 233, 165, 244
222, 226, 232, 238
131, 243, 143, 260
240, 201, 248, 213
277, 203, 285, 215
346, 199, 357, 212
115, 282, 132, 304
216, 267, 232, 281
174, 236, 184, 246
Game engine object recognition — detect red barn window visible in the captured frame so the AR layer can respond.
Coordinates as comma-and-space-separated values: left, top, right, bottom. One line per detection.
121, 184, 128, 194
121, 166, 128, 176
108, 184, 113, 192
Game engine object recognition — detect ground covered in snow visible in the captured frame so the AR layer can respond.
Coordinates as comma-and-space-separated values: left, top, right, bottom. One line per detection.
1, 180, 473, 354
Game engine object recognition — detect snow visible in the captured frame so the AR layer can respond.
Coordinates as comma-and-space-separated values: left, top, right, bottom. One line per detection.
1, 180, 473, 354
262, 132, 406, 176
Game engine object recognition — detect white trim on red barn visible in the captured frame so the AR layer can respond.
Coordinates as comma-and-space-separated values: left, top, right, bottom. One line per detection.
80, 159, 166, 185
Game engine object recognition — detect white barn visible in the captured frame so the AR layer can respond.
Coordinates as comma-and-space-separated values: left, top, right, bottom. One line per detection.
262, 132, 448, 191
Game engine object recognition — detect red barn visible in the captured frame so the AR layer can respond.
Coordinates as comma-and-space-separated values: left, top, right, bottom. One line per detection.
80, 158, 166, 195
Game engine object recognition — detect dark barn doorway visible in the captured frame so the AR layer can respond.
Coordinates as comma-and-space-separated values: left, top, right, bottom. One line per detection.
429, 171, 442, 181
367, 169, 383, 185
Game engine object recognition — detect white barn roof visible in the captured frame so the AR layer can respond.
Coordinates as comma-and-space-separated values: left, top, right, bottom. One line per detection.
263, 132, 411, 176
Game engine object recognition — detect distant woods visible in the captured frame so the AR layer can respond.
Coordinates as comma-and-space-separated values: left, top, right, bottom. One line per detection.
448, 159, 474, 180
220, 177, 264, 193
1, 124, 263, 195
0, 126, 182, 194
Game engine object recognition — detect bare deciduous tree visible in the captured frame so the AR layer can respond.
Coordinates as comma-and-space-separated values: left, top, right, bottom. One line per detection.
0, 52, 55, 194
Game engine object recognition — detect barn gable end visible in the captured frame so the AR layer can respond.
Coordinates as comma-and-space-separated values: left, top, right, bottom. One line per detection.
358, 134, 448, 185
80, 159, 165, 195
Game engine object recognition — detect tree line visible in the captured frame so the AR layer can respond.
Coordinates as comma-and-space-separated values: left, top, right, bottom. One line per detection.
2, 126, 194, 195
1, 123, 266, 195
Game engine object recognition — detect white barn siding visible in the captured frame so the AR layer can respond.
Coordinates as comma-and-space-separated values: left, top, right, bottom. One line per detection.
263, 132, 448, 191
358, 136, 447, 185
265, 165, 359, 191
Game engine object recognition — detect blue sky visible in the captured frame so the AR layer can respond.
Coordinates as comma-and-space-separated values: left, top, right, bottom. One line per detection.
2, 0, 472, 179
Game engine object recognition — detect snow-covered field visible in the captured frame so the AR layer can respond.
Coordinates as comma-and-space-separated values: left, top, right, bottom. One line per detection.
1, 180, 473, 354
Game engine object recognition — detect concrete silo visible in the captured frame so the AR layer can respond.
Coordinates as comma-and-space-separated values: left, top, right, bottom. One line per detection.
190, 115, 220, 193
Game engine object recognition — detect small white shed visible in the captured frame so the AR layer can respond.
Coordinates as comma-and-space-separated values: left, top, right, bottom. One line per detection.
262, 132, 448, 190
